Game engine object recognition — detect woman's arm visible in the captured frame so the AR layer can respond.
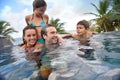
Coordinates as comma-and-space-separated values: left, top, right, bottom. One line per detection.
44, 14, 49, 24
25, 15, 31, 25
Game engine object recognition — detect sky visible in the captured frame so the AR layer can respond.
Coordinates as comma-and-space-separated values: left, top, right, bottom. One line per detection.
0, 0, 99, 38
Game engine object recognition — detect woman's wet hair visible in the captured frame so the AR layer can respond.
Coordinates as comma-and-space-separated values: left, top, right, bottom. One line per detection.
33, 0, 47, 9
77, 20, 89, 29
41, 24, 54, 38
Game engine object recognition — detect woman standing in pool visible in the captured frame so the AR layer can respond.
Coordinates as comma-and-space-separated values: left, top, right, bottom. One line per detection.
25, 0, 49, 45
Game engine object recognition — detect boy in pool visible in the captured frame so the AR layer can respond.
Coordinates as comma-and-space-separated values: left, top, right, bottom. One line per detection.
62, 20, 93, 40
62, 20, 95, 59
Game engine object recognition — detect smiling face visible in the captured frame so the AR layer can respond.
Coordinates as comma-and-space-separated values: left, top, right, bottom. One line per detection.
43, 27, 58, 44
24, 29, 37, 47
76, 24, 87, 36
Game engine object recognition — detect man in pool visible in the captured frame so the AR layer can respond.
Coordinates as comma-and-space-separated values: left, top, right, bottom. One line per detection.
41, 24, 63, 51
38, 24, 63, 80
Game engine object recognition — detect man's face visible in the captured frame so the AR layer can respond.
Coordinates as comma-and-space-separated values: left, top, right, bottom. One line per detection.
43, 27, 58, 44
76, 24, 87, 36
24, 29, 37, 47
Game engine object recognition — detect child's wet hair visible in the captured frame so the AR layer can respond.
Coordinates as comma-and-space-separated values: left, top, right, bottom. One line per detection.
77, 20, 89, 29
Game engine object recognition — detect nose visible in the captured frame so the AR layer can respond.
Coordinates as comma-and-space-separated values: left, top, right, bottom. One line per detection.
30, 35, 36, 40
54, 33, 58, 37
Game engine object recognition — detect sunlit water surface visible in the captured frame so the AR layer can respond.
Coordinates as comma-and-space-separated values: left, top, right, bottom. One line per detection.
0, 31, 120, 80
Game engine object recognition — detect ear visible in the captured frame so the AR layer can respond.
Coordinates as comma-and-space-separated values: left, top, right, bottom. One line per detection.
43, 34, 47, 39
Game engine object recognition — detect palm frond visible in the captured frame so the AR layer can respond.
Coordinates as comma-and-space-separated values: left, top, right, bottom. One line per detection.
0, 21, 17, 41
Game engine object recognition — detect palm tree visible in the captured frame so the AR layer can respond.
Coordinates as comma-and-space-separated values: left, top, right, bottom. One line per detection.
86, 0, 115, 32
110, 0, 120, 30
111, 0, 120, 14
0, 21, 17, 41
49, 18, 67, 34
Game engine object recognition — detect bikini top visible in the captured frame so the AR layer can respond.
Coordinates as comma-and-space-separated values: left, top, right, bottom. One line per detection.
29, 14, 46, 27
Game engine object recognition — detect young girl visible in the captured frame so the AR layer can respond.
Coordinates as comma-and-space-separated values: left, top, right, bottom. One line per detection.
25, 0, 49, 45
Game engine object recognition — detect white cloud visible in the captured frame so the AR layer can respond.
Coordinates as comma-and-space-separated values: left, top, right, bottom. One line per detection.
1, 6, 32, 38
0, 0, 97, 38
45, 0, 96, 31
17, 0, 34, 5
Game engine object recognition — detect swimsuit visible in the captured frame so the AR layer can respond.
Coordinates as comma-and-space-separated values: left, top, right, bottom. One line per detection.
29, 14, 46, 44
29, 20, 46, 27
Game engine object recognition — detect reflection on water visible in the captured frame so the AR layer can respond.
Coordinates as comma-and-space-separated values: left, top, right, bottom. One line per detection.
90, 31, 120, 65
0, 31, 120, 80
0, 46, 39, 80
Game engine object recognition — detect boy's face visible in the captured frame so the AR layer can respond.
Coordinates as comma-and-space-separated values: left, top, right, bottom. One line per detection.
43, 27, 58, 44
24, 29, 37, 47
76, 24, 87, 36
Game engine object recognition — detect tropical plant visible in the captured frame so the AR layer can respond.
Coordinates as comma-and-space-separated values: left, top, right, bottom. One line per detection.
49, 18, 67, 34
0, 21, 17, 41
110, 0, 120, 30
86, 0, 115, 32
111, 0, 120, 13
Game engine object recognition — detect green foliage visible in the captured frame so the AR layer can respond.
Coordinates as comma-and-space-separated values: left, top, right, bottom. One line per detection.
86, 0, 119, 32
96, 26, 103, 33
110, 0, 120, 30
49, 18, 67, 34
111, 0, 120, 13
0, 21, 18, 41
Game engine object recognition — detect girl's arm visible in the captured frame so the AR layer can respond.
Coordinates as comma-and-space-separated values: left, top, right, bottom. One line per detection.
25, 15, 31, 25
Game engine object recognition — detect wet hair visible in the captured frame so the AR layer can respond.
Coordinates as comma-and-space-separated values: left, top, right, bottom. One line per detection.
33, 0, 47, 11
41, 24, 54, 38
19, 26, 38, 46
77, 20, 89, 29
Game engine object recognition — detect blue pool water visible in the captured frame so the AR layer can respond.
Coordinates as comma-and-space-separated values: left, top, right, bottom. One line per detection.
0, 31, 120, 80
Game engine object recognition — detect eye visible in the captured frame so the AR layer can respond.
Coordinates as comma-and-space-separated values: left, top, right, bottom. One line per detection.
51, 31, 57, 34
27, 34, 31, 37
32, 34, 36, 36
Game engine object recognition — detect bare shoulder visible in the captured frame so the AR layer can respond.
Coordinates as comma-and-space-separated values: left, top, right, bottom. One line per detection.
87, 31, 93, 35
25, 14, 33, 25
43, 14, 49, 19
43, 14, 49, 23
25, 14, 32, 21
72, 34, 77, 38
86, 31, 93, 38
